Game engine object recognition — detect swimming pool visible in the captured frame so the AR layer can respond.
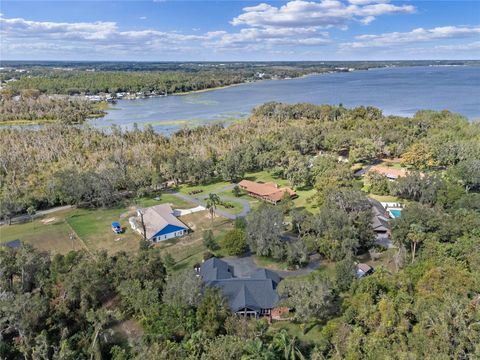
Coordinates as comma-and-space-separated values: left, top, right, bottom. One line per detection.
389, 209, 402, 218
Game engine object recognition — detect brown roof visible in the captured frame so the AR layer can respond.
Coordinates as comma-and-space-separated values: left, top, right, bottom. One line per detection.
239, 180, 296, 203
368, 165, 408, 179
356, 263, 373, 273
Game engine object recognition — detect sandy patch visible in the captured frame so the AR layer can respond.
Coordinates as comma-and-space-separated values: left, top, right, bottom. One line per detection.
41, 217, 57, 224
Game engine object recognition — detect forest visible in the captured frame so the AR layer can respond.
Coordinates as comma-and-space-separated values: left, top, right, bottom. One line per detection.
0, 103, 479, 358
0, 91, 104, 124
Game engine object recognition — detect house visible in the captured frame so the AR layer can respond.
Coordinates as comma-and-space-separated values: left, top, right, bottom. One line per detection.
200, 257, 282, 318
238, 180, 296, 205
369, 198, 391, 240
130, 204, 189, 242
356, 263, 374, 278
367, 165, 408, 181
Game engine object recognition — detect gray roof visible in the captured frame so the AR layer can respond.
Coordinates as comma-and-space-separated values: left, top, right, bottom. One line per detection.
200, 257, 281, 312
251, 268, 281, 288
200, 257, 234, 283
211, 278, 279, 312
139, 204, 188, 239
368, 198, 390, 232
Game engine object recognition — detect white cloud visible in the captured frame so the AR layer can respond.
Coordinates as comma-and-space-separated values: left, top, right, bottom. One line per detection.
342, 25, 480, 48
231, 0, 415, 29
139, 16, 147, 20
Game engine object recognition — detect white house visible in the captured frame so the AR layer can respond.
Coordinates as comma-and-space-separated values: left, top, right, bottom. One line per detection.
130, 204, 189, 242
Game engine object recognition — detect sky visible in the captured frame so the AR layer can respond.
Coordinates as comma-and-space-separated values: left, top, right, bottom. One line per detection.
1, 0, 479, 61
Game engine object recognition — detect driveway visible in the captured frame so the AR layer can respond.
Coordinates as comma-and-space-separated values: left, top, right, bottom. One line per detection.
0, 205, 73, 226
222, 252, 321, 279
169, 190, 250, 220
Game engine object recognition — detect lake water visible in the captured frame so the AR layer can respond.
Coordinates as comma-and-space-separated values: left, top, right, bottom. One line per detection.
94, 65, 480, 134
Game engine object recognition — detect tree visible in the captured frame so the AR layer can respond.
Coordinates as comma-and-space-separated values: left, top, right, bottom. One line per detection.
246, 204, 285, 260
196, 288, 230, 338
406, 223, 427, 262
162, 269, 204, 307
401, 142, 438, 169
285, 240, 308, 267
26, 206, 36, 222
222, 228, 248, 256
203, 229, 218, 251
367, 171, 390, 196
270, 329, 305, 360
335, 253, 356, 291
279, 275, 336, 323
206, 193, 220, 220
232, 185, 241, 197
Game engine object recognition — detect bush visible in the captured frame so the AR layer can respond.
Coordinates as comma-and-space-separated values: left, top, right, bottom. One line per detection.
222, 229, 248, 256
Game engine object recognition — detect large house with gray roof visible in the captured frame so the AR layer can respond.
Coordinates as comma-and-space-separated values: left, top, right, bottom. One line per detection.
200, 257, 281, 318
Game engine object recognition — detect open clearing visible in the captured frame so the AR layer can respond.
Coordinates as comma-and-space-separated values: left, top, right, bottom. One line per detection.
158, 211, 234, 271
0, 194, 197, 255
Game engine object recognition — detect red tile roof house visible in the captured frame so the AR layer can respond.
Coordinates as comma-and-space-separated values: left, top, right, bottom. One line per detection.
238, 180, 297, 205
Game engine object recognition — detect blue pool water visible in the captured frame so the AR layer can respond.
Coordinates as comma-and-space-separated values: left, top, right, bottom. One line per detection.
389, 209, 402, 218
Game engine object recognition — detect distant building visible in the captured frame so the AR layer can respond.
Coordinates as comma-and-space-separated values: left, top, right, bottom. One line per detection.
367, 165, 408, 181
200, 257, 282, 318
238, 180, 296, 205
129, 204, 188, 242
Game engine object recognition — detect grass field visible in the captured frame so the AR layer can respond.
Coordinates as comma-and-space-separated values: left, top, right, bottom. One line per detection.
177, 180, 231, 196
0, 194, 197, 255
0, 209, 85, 254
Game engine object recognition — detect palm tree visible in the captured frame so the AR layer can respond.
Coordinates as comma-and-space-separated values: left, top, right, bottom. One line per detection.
206, 193, 220, 220
270, 329, 305, 360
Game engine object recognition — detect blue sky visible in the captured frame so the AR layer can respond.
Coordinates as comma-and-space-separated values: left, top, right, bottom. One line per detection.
1, 0, 479, 60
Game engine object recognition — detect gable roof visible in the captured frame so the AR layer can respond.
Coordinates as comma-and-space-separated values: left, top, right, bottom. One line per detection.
368, 165, 407, 179
238, 180, 296, 203
140, 204, 188, 239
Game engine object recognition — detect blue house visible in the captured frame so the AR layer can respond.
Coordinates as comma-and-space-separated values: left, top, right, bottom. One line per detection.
132, 204, 189, 242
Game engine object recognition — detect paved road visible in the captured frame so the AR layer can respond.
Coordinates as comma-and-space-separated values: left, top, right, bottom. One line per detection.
169, 190, 251, 220
222, 252, 321, 279
1, 205, 73, 226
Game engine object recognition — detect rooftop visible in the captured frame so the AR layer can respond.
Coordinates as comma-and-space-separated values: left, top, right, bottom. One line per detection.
238, 180, 296, 203
200, 257, 281, 312
139, 204, 188, 239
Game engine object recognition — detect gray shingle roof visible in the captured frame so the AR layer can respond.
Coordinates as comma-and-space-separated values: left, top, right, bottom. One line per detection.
200, 257, 281, 312
210, 278, 279, 312
200, 257, 234, 283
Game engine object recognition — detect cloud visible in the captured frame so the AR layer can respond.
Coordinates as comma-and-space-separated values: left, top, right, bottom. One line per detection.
341, 25, 480, 48
231, 0, 415, 29
205, 27, 330, 51
139, 16, 147, 20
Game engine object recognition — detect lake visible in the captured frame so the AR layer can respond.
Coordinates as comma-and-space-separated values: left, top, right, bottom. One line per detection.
93, 65, 480, 134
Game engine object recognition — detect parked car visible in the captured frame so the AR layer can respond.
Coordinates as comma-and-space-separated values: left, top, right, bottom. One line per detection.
112, 222, 122, 234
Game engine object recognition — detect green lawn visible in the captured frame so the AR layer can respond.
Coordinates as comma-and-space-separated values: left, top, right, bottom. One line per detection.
369, 194, 400, 203
177, 180, 231, 196
0, 210, 85, 254
1, 194, 197, 255
254, 255, 291, 271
